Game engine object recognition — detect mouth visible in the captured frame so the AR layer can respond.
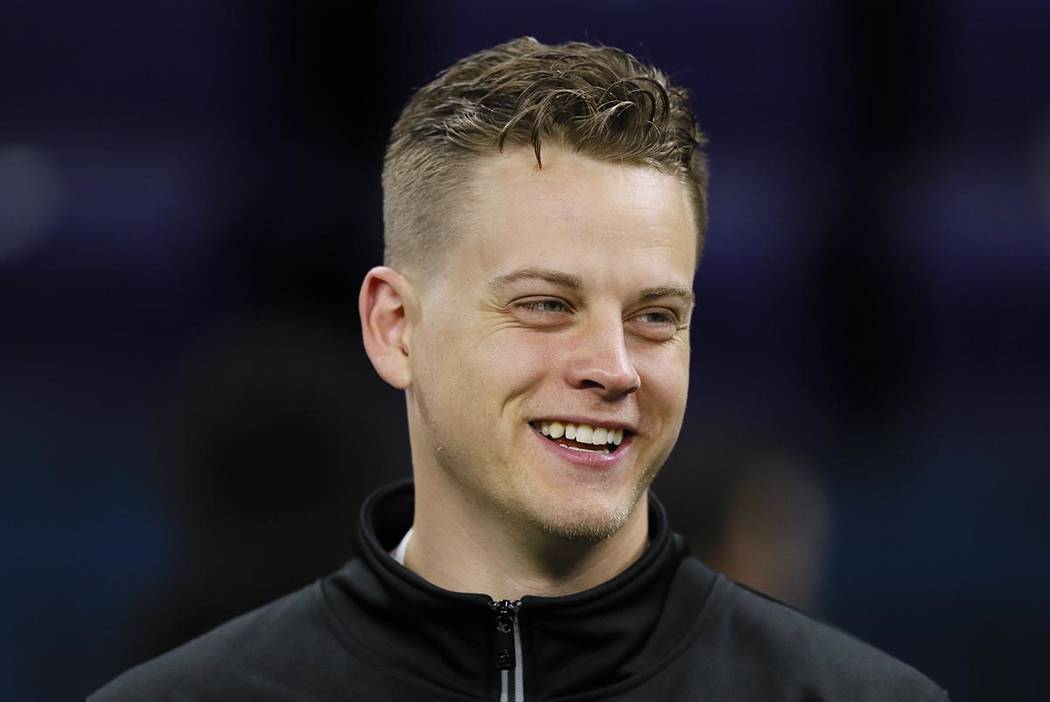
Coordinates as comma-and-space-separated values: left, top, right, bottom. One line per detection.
528, 420, 633, 456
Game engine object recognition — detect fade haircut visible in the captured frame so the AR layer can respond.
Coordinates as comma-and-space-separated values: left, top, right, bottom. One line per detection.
382, 36, 709, 276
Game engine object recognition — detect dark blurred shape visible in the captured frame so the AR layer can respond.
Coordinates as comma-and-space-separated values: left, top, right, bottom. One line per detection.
656, 430, 829, 611
0, 146, 63, 261
116, 309, 409, 668
705, 457, 828, 611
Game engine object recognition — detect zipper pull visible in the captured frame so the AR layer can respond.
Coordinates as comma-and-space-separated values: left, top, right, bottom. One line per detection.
489, 599, 521, 671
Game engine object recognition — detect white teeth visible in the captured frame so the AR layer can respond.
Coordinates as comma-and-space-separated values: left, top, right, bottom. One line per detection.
535, 420, 627, 447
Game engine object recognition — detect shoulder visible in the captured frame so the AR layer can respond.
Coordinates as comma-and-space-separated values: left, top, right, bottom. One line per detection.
89, 581, 340, 701
682, 568, 949, 701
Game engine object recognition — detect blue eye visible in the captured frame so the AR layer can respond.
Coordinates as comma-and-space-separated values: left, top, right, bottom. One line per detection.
629, 309, 683, 341
639, 311, 675, 325
636, 310, 678, 326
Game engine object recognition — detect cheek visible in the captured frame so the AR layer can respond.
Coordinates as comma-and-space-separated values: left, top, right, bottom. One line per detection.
424, 324, 551, 418
635, 344, 691, 416
472, 330, 553, 394
412, 320, 478, 421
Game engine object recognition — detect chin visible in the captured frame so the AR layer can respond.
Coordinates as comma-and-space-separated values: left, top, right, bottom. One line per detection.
520, 484, 644, 543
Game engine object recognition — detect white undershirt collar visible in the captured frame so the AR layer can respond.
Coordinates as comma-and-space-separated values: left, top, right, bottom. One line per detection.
390, 526, 414, 566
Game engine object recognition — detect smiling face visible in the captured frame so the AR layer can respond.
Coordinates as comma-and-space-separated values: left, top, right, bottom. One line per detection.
404, 143, 697, 542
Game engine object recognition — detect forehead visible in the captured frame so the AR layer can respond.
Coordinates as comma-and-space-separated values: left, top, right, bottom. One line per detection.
450, 145, 697, 288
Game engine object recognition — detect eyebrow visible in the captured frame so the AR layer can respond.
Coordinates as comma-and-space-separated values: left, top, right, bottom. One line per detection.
639, 285, 696, 306
489, 267, 695, 305
489, 267, 583, 291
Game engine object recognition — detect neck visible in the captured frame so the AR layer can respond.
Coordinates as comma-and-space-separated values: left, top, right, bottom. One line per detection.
403, 467, 650, 602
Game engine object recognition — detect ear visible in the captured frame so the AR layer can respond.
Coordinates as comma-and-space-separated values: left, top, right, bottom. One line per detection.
359, 266, 416, 389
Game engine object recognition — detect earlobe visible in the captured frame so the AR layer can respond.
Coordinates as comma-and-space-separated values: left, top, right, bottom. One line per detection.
359, 266, 415, 389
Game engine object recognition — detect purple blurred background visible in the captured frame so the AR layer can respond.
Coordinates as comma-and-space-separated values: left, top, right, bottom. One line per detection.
3, 2, 1048, 700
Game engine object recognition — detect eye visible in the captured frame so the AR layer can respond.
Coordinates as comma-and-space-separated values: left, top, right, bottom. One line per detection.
628, 308, 682, 341
510, 297, 575, 327
637, 310, 676, 325
518, 299, 570, 314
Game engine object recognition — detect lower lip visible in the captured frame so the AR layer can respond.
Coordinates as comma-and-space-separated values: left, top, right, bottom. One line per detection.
529, 425, 632, 470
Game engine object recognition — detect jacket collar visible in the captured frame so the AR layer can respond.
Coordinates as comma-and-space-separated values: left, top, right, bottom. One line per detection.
322, 479, 716, 700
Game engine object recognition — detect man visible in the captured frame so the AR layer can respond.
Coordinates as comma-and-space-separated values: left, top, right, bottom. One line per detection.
92, 37, 948, 701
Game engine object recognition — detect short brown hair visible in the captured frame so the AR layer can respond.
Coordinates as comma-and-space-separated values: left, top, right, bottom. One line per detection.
382, 37, 709, 275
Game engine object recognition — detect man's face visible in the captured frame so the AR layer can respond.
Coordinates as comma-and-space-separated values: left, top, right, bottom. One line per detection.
406, 143, 696, 541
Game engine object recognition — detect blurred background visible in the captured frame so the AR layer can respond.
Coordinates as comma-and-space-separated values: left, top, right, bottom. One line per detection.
3, 1, 1048, 700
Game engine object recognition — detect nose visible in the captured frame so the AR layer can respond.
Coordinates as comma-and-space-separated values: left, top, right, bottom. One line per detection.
564, 314, 641, 399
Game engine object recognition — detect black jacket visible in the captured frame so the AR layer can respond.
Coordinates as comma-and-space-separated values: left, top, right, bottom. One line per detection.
92, 480, 949, 701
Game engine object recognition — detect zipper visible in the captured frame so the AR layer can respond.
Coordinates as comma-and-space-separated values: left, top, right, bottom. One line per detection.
489, 599, 523, 702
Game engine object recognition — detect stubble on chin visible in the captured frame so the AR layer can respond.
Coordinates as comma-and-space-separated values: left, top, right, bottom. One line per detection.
504, 463, 660, 544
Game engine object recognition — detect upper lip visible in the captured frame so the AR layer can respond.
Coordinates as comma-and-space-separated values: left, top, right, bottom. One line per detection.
529, 416, 638, 435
